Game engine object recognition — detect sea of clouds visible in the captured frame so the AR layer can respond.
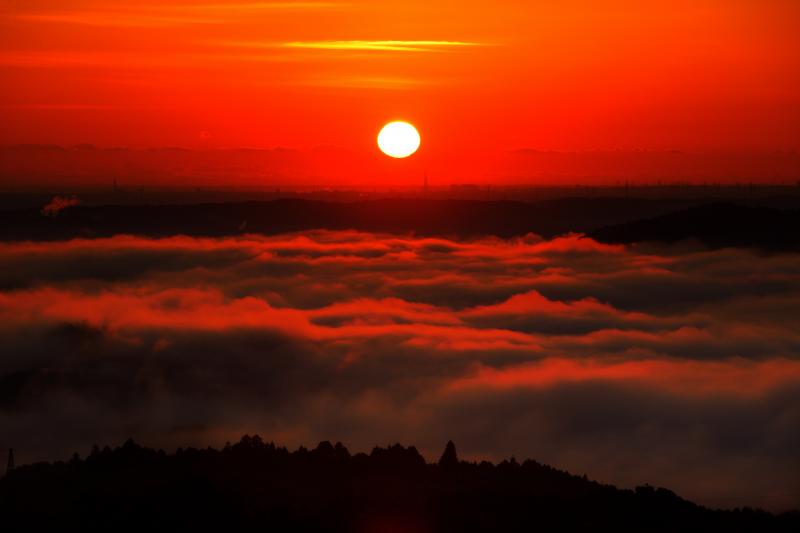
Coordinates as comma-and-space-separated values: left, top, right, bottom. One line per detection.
1, 231, 799, 510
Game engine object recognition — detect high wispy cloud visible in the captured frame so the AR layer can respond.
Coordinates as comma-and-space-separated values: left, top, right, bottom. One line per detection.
0, 232, 798, 511
281, 40, 482, 52
10, 2, 344, 28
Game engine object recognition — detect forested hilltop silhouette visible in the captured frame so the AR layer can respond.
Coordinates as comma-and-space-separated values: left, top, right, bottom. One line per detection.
1, 437, 797, 532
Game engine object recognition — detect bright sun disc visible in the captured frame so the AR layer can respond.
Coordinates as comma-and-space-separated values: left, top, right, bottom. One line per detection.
377, 121, 420, 158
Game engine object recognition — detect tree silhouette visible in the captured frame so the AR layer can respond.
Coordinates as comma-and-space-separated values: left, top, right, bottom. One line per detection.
438, 440, 459, 470
0, 436, 797, 532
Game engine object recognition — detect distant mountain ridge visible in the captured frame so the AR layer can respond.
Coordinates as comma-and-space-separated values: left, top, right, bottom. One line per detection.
2, 144, 799, 186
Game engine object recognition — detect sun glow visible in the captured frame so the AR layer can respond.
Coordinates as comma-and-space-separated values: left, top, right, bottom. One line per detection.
377, 121, 421, 158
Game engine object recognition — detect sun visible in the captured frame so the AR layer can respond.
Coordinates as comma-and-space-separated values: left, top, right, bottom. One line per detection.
377, 121, 420, 158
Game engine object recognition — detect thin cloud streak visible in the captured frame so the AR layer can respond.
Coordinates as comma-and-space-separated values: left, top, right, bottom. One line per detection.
0, 50, 299, 69
298, 76, 434, 89
0, 104, 119, 111
12, 12, 219, 27
169, 2, 345, 11
10, 2, 346, 28
281, 40, 483, 52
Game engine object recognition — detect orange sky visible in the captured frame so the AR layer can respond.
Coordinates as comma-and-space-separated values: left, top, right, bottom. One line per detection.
1, 1, 799, 183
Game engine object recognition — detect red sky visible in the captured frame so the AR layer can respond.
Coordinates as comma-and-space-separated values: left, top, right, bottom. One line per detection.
1, 1, 799, 184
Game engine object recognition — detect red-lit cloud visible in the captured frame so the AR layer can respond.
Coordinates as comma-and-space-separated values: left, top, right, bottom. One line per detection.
0, 231, 799, 510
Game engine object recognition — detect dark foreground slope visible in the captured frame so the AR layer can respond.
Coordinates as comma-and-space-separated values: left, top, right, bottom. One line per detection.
590, 203, 800, 250
1, 437, 797, 532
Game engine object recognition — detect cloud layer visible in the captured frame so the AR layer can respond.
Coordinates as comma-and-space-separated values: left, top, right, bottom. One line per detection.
1, 231, 799, 511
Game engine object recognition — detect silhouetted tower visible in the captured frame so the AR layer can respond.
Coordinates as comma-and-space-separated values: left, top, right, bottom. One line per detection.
6, 448, 14, 474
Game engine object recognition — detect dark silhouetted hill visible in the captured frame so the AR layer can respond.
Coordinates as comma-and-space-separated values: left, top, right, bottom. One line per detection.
590, 203, 800, 250
2, 197, 800, 245
1, 436, 797, 532
0, 197, 689, 241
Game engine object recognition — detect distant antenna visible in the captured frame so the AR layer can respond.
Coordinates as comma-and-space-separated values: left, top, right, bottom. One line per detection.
6, 448, 14, 474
